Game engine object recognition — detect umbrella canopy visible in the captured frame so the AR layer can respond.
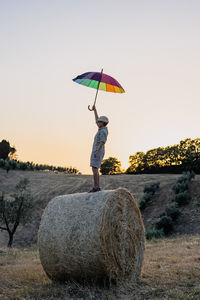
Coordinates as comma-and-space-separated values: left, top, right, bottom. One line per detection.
73, 71, 125, 93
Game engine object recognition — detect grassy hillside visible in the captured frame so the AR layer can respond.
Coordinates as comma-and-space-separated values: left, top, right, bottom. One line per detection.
0, 169, 200, 299
0, 235, 200, 299
0, 169, 200, 247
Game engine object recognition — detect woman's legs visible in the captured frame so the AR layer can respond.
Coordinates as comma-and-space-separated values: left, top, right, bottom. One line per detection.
92, 166, 99, 188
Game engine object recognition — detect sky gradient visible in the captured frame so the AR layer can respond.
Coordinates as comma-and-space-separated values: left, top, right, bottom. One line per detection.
1, 0, 200, 174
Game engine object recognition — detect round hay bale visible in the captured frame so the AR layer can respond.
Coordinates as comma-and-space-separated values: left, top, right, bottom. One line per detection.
38, 188, 145, 285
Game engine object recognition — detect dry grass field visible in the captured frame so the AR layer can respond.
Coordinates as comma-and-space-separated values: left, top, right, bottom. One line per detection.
1, 169, 200, 247
0, 169, 181, 247
0, 169, 200, 299
0, 235, 200, 299
0, 169, 181, 202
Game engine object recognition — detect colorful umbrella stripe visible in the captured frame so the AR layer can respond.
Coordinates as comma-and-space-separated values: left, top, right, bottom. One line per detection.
73, 72, 125, 93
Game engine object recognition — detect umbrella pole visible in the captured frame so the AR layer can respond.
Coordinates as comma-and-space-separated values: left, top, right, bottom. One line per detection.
88, 68, 103, 111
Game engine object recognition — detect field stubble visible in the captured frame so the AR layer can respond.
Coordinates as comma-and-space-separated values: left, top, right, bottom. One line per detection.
0, 235, 200, 299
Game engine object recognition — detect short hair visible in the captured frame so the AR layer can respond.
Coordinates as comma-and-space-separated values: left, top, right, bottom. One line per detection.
103, 122, 108, 127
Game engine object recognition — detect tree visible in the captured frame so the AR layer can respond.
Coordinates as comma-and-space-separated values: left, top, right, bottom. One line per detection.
0, 140, 16, 160
8, 146, 17, 160
0, 178, 35, 247
100, 157, 122, 175
126, 138, 200, 174
126, 152, 145, 173
0, 140, 10, 159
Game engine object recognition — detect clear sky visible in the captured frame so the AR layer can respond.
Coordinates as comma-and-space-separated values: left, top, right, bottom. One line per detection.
1, 0, 200, 174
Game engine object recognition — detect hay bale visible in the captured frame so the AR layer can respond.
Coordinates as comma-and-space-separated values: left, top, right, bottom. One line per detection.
38, 188, 145, 285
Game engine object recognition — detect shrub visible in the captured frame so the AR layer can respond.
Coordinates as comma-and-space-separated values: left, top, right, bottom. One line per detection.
177, 171, 196, 183
172, 171, 195, 207
165, 206, 181, 221
139, 181, 160, 210
139, 199, 147, 210
196, 196, 200, 207
9, 160, 18, 170
173, 171, 196, 193
146, 228, 164, 240
177, 174, 188, 184
172, 181, 189, 194
159, 211, 166, 218
155, 216, 173, 235
4, 160, 11, 173
189, 171, 196, 180
143, 192, 154, 202
144, 182, 160, 195
18, 162, 28, 170
174, 191, 191, 206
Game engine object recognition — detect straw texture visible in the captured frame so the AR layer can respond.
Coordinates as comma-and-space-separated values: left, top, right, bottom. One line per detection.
38, 188, 145, 285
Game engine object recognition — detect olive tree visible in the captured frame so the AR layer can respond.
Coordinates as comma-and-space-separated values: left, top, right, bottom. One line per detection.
0, 178, 35, 247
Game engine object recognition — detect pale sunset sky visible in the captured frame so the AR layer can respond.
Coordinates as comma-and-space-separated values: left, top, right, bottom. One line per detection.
1, 1, 200, 174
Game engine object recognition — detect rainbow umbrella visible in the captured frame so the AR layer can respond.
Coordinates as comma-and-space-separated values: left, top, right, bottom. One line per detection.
73, 69, 125, 110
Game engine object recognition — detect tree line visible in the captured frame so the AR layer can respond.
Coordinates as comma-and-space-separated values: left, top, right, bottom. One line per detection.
1, 137, 200, 175
100, 138, 200, 175
0, 140, 79, 174
126, 138, 200, 174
